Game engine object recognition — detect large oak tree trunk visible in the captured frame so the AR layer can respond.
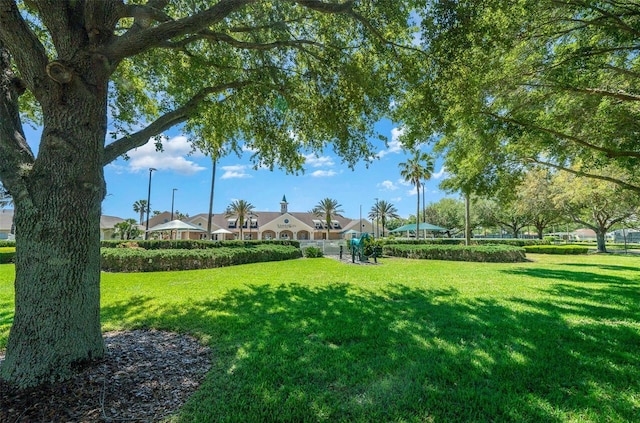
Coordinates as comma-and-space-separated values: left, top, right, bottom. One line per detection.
0, 63, 107, 387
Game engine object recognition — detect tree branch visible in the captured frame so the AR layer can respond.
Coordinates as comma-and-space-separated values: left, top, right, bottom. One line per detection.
529, 157, 640, 194
524, 82, 640, 102
287, 0, 355, 14
118, 0, 172, 36
0, 42, 36, 204
485, 112, 640, 159
121, 2, 172, 25
106, 0, 256, 63
103, 80, 251, 164
347, 9, 427, 57
0, 0, 50, 99
556, 0, 640, 38
161, 29, 325, 52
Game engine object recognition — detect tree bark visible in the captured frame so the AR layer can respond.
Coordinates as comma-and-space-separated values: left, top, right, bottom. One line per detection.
595, 229, 607, 253
464, 192, 471, 246
0, 56, 107, 388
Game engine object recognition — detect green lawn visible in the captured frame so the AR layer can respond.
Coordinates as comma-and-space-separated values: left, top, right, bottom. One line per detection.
1, 254, 639, 422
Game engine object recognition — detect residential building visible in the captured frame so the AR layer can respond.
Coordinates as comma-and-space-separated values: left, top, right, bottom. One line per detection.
148, 196, 373, 241
0, 196, 375, 242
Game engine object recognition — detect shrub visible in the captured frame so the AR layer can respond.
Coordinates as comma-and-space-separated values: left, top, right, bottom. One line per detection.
101, 244, 303, 272
384, 238, 548, 247
0, 246, 15, 264
116, 241, 144, 249
303, 247, 324, 258
363, 238, 384, 257
524, 245, 589, 255
101, 239, 300, 250
383, 244, 526, 263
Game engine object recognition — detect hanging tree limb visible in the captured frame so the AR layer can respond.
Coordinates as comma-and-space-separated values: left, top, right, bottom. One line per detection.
103, 80, 251, 164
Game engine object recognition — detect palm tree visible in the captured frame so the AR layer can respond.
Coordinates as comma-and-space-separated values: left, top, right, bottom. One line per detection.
399, 151, 435, 239
311, 198, 344, 240
225, 199, 255, 240
369, 200, 399, 237
132, 199, 147, 225
112, 218, 142, 240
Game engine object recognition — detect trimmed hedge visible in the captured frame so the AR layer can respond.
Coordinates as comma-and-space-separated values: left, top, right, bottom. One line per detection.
101, 244, 302, 272
385, 238, 548, 247
303, 246, 324, 258
100, 239, 300, 250
524, 245, 589, 255
383, 244, 527, 263
0, 246, 15, 264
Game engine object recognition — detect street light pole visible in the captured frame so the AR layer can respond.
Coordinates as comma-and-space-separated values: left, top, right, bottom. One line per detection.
374, 198, 379, 238
171, 188, 178, 221
145, 167, 156, 240
422, 182, 426, 223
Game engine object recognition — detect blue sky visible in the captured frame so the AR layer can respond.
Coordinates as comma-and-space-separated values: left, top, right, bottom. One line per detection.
24, 119, 453, 222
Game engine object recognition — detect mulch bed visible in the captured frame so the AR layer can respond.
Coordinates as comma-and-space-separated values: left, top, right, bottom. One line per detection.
0, 329, 211, 422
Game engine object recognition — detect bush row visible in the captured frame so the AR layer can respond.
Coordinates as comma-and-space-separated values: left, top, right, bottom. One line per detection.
383, 244, 527, 263
101, 244, 303, 272
523, 245, 589, 255
0, 246, 15, 264
384, 238, 548, 247
100, 239, 300, 250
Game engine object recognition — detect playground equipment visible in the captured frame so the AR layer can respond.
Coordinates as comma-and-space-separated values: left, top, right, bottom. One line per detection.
350, 233, 370, 262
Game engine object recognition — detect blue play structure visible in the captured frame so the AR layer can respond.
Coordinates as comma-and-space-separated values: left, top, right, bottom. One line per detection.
349, 232, 370, 262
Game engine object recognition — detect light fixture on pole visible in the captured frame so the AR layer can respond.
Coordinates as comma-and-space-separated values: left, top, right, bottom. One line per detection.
145, 167, 157, 240
171, 188, 178, 221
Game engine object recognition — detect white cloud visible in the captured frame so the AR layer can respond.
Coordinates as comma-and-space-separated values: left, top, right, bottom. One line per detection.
391, 126, 404, 143
377, 127, 404, 158
304, 154, 335, 168
311, 170, 337, 178
433, 166, 447, 180
378, 180, 399, 191
242, 144, 258, 154
221, 164, 252, 179
126, 135, 206, 175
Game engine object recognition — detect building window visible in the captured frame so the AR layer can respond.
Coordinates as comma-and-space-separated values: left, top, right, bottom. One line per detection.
228, 219, 237, 228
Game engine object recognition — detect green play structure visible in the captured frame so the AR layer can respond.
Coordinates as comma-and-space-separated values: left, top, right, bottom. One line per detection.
349, 233, 370, 262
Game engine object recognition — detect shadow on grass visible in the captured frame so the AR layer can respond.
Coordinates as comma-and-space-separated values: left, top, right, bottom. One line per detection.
0, 302, 13, 326
0, 302, 13, 349
558, 262, 640, 273
101, 282, 640, 422
500, 267, 637, 285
